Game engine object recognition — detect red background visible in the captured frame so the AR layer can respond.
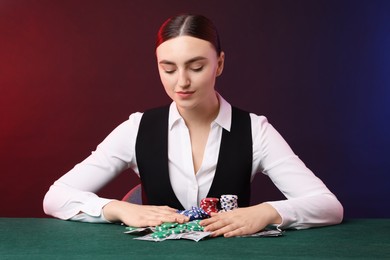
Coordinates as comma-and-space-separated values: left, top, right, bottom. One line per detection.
1, 0, 389, 218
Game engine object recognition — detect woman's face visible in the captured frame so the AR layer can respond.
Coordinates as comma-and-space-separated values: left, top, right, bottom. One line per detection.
156, 36, 224, 112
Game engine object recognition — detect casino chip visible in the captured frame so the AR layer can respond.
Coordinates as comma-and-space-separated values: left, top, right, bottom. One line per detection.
177, 206, 209, 220
146, 195, 239, 241
186, 220, 204, 231
149, 220, 205, 240
151, 230, 170, 239
125, 226, 138, 232
220, 194, 238, 212
200, 197, 219, 215
168, 227, 187, 234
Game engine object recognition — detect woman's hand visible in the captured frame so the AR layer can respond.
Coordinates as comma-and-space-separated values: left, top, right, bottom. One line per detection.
200, 203, 282, 237
102, 200, 189, 227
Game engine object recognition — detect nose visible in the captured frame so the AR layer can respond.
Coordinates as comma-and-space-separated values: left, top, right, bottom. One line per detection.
177, 70, 190, 89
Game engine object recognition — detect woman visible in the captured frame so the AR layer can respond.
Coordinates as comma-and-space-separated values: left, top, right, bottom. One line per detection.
43, 14, 343, 238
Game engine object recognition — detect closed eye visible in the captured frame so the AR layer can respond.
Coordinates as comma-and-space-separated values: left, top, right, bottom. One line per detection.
164, 69, 176, 74
190, 66, 203, 72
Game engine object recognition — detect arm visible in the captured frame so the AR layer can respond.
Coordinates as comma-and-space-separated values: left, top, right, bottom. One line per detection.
43, 112, 190, 226
254, 115, 343, 229
43, 114, 139, 222
201, 114, 343, 236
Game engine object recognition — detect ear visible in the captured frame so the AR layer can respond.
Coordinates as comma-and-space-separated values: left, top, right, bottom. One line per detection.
216, 51, 225, 77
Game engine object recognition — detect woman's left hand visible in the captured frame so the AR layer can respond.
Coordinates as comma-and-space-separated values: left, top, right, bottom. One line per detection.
199, 202, 282, 237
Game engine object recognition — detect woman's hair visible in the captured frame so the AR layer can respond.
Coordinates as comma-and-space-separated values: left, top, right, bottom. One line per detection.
156, 14, 222, 55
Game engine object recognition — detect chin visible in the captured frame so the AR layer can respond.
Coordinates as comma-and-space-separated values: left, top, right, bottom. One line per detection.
175, 100, 198, 110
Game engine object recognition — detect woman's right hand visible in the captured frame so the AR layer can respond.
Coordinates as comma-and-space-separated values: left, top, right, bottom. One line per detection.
102, 200, 189, 227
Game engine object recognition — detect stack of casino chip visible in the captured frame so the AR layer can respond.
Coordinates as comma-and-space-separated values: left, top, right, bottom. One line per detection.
200, 197, 219, 215
220, 194, 238, 212
177, 206, 209, 220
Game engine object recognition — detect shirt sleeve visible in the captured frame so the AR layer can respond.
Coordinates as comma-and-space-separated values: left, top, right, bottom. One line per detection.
43, 112, 142, 222
250, 114, 344, 230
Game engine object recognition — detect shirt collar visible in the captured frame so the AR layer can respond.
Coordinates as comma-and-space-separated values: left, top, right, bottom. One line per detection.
168, 92, 232, 132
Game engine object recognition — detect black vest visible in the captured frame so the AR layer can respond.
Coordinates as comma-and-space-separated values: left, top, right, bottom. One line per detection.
135, 106, 252, 210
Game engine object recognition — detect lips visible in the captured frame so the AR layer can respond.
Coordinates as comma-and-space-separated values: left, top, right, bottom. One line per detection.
176, 91, 195, 98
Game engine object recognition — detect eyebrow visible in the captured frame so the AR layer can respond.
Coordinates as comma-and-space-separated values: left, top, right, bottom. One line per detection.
159, 56, 207, 66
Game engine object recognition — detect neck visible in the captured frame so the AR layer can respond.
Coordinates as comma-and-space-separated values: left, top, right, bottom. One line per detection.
178, 93, 220, 127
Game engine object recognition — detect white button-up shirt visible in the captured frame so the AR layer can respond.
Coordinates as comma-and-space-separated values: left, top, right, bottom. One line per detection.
43, 93, 343, 229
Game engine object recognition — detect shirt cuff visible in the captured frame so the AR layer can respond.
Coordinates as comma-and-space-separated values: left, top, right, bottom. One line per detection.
266, 201, 297, 230
58, 194, 113, 223
69, 196, 113, 222
70, 209, 111, 223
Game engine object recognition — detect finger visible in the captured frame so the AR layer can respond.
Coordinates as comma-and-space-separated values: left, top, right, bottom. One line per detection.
203, 217, 229, 232
223, 226, 247, 238
209, 223, 237, 237
171, 212, 189, 223
199, 218, 214, 226
156, 212, 189, 224
145, 219, 164, 227
146, 215, 187, 227
148, 206, 177, 214
139, 215, 170, 227
199, 213, 222, 226
158, 205, 179, 212
175, 215, 190, 223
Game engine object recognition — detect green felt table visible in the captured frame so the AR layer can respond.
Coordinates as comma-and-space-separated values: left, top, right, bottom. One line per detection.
0, 218, 389, 259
